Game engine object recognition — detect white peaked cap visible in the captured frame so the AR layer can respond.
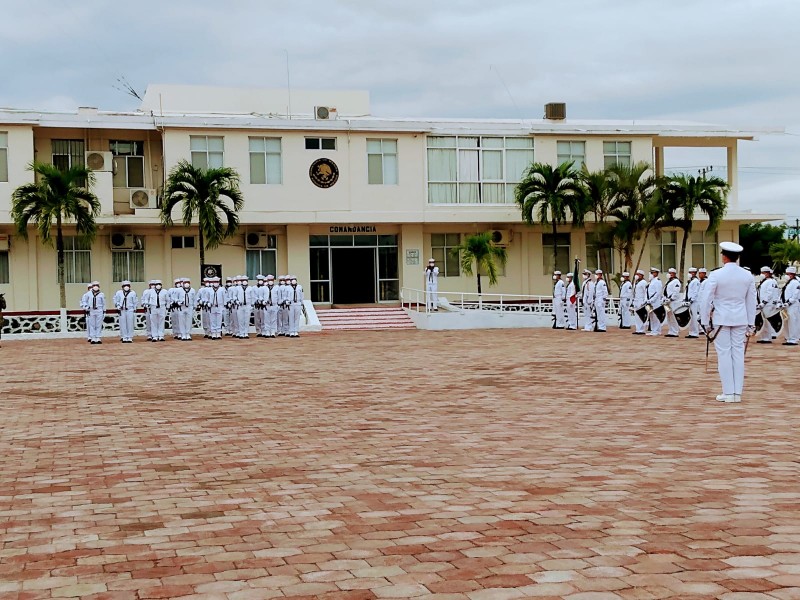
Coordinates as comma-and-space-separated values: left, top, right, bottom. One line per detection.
720, 241, 743, 253
688, 267, 698, 273
761, 266, 772, 273
622, 272, 630, 277
635, 269, 645, 276
650, 267, 660, 272
668, 268, 677, 274
553, 270, 562, 275
428, 258, 436, 262
595, 269, 603, 274
121, 280, 131, 286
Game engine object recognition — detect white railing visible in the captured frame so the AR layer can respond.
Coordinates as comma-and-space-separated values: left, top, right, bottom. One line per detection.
401, 287, 621, 317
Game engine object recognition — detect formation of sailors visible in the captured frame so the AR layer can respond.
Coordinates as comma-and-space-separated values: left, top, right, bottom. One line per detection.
552, 264, 800, 345
79, 274, 305, 343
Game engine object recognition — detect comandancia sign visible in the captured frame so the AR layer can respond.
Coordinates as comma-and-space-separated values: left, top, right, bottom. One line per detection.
329, 225, 377, 233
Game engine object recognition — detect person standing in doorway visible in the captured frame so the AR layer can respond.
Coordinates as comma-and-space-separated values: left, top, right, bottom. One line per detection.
425, 258, 439, 311
699, 241, 756, 403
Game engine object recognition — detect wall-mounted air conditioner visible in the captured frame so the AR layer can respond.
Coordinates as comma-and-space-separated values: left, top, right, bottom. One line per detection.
314, 106, 338, 120
110, 233, 143, 250
85, 151, 113, 172
129, 189, 157, 209
491, 229, 512, 246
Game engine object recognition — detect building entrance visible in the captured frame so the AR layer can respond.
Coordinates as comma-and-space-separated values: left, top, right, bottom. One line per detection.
331, 248, 376, 304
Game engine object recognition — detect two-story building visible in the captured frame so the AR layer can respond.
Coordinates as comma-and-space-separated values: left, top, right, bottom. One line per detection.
0, 84, 781, 311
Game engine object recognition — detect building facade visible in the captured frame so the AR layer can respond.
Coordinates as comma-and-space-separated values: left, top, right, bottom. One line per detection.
0, 85, 780, 311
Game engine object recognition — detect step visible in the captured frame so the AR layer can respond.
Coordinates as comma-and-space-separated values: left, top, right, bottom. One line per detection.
316, 307, 417, 331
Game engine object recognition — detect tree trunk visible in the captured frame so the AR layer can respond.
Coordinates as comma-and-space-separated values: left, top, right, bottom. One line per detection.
477, 271, 482, 295
56, 213, 66, 309
198, 226, 205, 279
633, 226, 653, 275
552, 221, 558, 271
678, 227, 690, 277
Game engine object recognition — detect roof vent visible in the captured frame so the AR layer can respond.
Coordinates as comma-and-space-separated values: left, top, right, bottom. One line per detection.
544, 103, 566, 120
78, 106, 99, 116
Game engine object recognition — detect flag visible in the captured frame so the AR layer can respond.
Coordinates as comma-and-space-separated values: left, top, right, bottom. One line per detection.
573, 258, 581, 294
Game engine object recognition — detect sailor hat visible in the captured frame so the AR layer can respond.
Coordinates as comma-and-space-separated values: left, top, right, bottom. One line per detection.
668, 268, 677, 274
582, 269, 591, 275
744, 266, 752, 272
650, 267, 661, 273
760, 266, 773, 273
787, 266, 798, 274
211, 276, 220, 282
595, 269, 603, 275
256, 274, 264, 280
182, 277, 191, 282
87, 283, 93, 288
174, 278, 181, 284
91, 280, 100, 286
553, 270, 562, 276
428, 258, 436, 262
266, 274, 275, 280
698, 268, 708, 274
720, 241, 743, 253
565, 272, 573, 278
154, 280, 162, 285
278, 275, 286, 280
121, 280, 131, 286
688, 267, 698, 273
622, 271, 630, 277
635, 269, 645, 276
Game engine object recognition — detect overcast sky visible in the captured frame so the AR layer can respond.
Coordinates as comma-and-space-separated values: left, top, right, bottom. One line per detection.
1, 0, 797, 220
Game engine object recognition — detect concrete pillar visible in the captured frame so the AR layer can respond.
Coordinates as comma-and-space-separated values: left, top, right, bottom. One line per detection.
400, 223, 423, 294
654, 146, 664, 177
727, 142, 738, 210
286, 224, 310, 285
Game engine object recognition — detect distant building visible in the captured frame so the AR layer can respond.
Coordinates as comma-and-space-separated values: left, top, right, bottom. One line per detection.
0, 84, 780, 310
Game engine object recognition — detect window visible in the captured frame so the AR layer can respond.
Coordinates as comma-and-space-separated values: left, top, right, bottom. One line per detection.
557, 141, 586, 169
0, 132, 8, 182
585, 231, 613, 274
650, 231, 677, 271
305, 137, 336, 150
110, 141, 145, 188
52, 139, 85, 171
190, 136, 224, 169
542, 233, 571, 275
427, 136, 533, 204
112, 245, 145, 282
171, 236, 196, 249
249, 137, 282, 184
430, 233, 461, 277
59, 237, 92, 284
367, 139, 398, 185
603, 141, 631, 168
691, 230, 718, 270
0, 251, 8, 284
246, 248, 277, 280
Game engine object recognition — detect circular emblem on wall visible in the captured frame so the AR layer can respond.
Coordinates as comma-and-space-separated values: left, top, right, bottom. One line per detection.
309, 158, 339, 188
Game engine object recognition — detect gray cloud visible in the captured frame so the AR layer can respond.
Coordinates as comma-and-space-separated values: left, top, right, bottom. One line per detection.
0, 0, 797, 216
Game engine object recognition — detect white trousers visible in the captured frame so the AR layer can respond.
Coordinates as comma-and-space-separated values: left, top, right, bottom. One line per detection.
620, 299, 632, 327
118, 309, 135, 340
289, 303, 302, 335
237, 305, 251, 337
254, 307, 263, 333
144, 310, 152, 338
689, 303, 701, 336
169, 310, 180, 337
594, 301, 607, 331
582, 304, 593, 331
266, 306, 279, 336
648, 310, 662, 334
714, 325, 747, 396
553, 298, 565, 328
786, 304, 800, 343
209, 310, 223, 337
634, 306, 647, 333
756, 314, 775, 342
178, 307, 193, 339
566, 300, 578, 329
279, 306, 289, 334
666, 309, 680, 336
426, 284, 438, 309
201, 309, 210, 334
151, 307, 166, 340
88, 309, 104, 341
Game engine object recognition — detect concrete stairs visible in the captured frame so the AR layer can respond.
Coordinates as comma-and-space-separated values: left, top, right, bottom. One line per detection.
316, 307, 417, 331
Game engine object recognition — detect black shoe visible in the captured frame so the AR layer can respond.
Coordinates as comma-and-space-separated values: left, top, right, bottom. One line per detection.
782, 342, 798, 346
665, 334, 679, 338
756, 340, 772, 344
620, 326, 631, 329
633, 332, 646, 335
685, 335, 699, 339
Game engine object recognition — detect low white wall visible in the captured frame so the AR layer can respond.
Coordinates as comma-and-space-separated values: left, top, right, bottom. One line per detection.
406, 309, 553, 330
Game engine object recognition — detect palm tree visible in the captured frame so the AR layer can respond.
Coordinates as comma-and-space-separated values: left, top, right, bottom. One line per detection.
451, 232, 508, 294
769, 239, 800, 273
515, 162, 584, 271
578, 166, 616, 277
11, 162, 100, 309
661, 173, 728, 276
161, 160, 244, 269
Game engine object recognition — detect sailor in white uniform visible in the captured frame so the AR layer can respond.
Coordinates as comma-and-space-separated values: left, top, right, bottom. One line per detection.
632, 269, 648, 335
253, 275, 266, 336
646, 267, 664, 336
288, 276, 304, 337
781, 266, 800, 346
197, 278, 212, 338
663, 267, 682, 337
755, 266, 779, 344
619, 272, 633, 329
425, 258, 440, 311
113, 280, 138, 343
264, 275, 279, 337
141, 280, 156, 341
699, 241, 756, 403
552, 271, 565, 329
564, 272, 578, 330
277, 275, 289, 335
169, 277, 182, 339
177, 277, 197, 341
208, 276, 227, 340
593, 269, 608, 332
236, 276, 252, 339
87, 281, 105, 344
222, 276, 234, 335
581, 269, 595, 331
150, 280, 169, 342
80, 283, 93, 342
685, 267, 701, 338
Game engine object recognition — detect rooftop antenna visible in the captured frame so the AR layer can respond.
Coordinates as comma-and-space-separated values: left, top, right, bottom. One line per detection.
284, 49, 292, 119
113, 75, 143, 101
490, 65, 522, 120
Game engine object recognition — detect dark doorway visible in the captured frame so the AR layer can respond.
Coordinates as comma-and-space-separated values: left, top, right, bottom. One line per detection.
332, 247, 376, 304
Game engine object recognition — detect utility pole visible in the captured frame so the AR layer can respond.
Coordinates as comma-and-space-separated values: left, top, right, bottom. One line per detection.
698, 165, 713, 179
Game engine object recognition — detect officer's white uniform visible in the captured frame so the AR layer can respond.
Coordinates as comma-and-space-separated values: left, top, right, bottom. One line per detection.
277, 276, 289, 335
141, 281, 156, 341
197, 279, 211, 337
552, 272, 565, 329
686, 269, 701, 338
646, 269, 664, 335
782, 267, 800, 345
113, 281, 138, 342
208, 277, 227, 339
86, 282, 105, 344
564, 274, 578, 329
236, 278, 252, 338
222, 278, 234, 335
263, 276, 278, 337
176, 280, 197, 340
252, 275, 266, 336
581, 272, 595, 331
699, 242, 756, 402
150, 281, 169, 342
288, 277, 304, 337
424, 260, 439, 311
80, 283, 93, 341
169, 278, 182, 338
619, 274, 633, 329
593, 270, 608, 332
245, 280, 260, 337
756, 268, 779, 343
664, 269, 682, 337
632, 270, 648, 334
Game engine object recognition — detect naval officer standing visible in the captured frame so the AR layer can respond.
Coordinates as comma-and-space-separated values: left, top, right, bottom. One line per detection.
699, 241, 756, 403
619, 272, 633, 329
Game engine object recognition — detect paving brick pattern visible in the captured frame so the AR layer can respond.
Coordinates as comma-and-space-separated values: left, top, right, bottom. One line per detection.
1, 329, 798, 599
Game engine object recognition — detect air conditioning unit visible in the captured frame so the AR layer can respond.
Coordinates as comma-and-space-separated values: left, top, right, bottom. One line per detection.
110, 233, 143, 250
491, 229, 512, 246
314, 106, 337, 120
0, 234, 9, 251
245, 232, 270, 249
544, 102, 567, 120
85, 151, 113, 172
129, 188, 157, 209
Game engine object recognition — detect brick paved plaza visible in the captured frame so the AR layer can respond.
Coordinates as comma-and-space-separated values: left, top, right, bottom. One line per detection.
1, 329, 799, 599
